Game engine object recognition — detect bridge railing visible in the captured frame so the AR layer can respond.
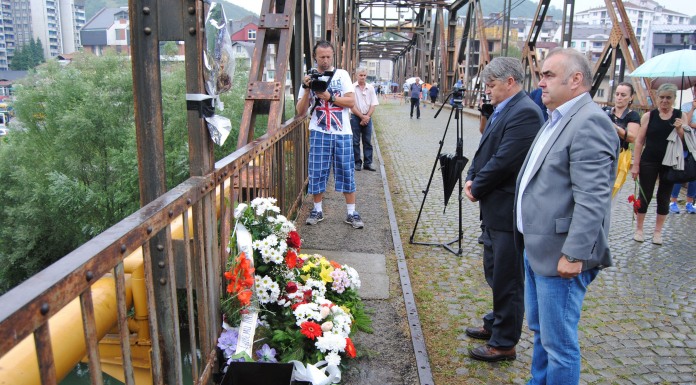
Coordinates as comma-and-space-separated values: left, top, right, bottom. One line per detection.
0, 116, 309, 385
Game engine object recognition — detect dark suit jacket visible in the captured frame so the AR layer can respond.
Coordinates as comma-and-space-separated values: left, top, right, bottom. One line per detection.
466, 90, 544, 232
513, 93, 618, 276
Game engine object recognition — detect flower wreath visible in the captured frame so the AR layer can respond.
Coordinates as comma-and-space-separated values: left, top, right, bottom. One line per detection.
218, 198, 371, 383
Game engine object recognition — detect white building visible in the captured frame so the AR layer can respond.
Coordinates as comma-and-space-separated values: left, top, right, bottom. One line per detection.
575, 0, 690, 56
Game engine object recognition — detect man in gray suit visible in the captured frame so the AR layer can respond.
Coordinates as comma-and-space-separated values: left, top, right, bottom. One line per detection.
514, 48, 618, 384
464, 57, 543, 362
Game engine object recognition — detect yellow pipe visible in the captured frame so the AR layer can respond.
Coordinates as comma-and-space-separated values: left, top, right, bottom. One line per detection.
0, 276, 133, 385
0, 175, 237, 384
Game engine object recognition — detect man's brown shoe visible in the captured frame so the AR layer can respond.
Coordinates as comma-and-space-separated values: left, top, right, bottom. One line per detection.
469, 344, 516, 362
465, 326, 492, 340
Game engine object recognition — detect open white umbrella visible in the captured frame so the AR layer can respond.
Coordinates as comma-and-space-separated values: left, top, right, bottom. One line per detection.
404, 77, 422, 85
629, 49, 696, 104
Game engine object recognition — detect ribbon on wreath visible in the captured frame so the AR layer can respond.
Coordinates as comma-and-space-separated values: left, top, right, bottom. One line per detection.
289, 360, 341, 385
232, 222, 258, 358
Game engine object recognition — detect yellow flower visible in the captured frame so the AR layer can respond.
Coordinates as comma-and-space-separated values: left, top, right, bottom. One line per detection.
340, 305, 351, 315
302, 261, 316, 273
319, 265, 334, 283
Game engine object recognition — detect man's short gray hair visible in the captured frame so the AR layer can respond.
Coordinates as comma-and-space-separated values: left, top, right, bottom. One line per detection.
356, 66, 368, 74
546, 48, 592, 88
480, 57, 524, 84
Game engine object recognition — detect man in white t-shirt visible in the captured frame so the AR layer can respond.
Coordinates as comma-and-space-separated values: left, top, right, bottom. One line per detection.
350, 67, 379, 171
296, 40, 364, 229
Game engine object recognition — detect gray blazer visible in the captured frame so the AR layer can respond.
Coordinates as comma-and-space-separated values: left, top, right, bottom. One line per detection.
513, 93, 619, 277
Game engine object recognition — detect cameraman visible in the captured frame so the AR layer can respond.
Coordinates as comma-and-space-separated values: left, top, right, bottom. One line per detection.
296, 40, 364, 229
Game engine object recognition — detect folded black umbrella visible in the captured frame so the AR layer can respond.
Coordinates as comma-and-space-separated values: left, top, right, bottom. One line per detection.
439, 152, 469, 212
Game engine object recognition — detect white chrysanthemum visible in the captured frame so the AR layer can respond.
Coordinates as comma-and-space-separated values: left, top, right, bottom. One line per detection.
325, 351, 341, 366
265, 234, 279, 247
270, 249, 284, 264
259, 275, 274, 288
276, 241, 287, 254
233, 203, 248, 219
257, 291, 270, 303
344, 266, 361, 289
305, 279, 327, 298
280, 221, 296, 233
331, 312, 352, 336
293, 303, 321, 325
315, 333, 347, 353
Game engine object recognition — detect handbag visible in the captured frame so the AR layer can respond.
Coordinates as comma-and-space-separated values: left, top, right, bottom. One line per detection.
612, 148, 632, 197
662, 152, 696, 184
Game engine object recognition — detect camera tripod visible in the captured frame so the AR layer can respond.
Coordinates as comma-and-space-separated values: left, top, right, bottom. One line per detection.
409, 91, 469, 256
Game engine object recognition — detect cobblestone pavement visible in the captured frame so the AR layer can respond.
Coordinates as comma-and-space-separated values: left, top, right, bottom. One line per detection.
372, 97, 696, 385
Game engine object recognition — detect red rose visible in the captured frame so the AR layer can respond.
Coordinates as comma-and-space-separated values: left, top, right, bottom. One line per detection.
287, 231, 302, 249
286, 281, 298, 294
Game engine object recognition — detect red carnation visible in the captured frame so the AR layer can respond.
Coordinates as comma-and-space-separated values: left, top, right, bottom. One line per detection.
285, 250, 298, 269
628, 194, 636, 203
287, 231, 302, 249
300, 321, 323, 340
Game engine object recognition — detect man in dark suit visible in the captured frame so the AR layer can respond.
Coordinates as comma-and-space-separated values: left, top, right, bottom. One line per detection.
514, 48, 617, 384
464, 57, 544, 362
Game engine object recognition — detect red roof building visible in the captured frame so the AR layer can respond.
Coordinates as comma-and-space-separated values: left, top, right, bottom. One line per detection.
230, 23, 258, 43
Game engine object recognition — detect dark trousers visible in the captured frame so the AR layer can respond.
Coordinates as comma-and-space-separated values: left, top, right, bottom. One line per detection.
481, 226, 524, 348
350, 115, 373, 166
410, 97, 420, 118
638, 160, 674, 215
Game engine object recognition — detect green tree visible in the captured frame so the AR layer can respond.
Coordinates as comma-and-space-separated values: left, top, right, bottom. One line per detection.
0, 52, 266, 293
9, 38, 45, 70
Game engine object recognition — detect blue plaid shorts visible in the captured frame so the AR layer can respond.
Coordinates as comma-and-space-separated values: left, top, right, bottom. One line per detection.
308, 130, 355, 194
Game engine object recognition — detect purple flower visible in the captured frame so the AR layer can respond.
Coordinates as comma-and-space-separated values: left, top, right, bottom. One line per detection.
217, 327, 239, 357
255, 344, 278, 362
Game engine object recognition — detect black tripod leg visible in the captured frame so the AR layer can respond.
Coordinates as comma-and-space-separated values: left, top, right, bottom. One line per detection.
442, 107, 465, 256
409, 106, 456, 244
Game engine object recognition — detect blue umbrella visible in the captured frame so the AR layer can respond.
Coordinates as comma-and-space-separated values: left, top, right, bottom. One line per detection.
629, 49, 696, 104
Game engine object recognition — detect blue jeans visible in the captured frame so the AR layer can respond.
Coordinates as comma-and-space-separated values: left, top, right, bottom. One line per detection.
670, 181, 696, 199
525, 255, 599, 385
350, 115, 373, 166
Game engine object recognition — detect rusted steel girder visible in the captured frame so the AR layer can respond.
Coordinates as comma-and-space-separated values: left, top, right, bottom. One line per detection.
237, 0, 299, 147
589, 0, 651, 107
129, 1, 183, 384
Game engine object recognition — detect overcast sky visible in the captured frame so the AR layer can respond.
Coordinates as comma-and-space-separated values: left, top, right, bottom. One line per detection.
224, 0, 696, 20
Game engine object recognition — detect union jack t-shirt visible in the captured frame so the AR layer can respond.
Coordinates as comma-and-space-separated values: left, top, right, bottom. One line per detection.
298, 68, 355, 135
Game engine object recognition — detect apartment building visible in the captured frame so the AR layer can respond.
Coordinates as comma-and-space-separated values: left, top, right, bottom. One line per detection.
0, 0, 85, 70
575, 0, 690, 55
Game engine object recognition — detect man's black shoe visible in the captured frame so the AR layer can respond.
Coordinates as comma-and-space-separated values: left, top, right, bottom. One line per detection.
465, 326, 492, 340
469, 344, 516, 362
363, 164, 377, 171
355, 163, 362, 171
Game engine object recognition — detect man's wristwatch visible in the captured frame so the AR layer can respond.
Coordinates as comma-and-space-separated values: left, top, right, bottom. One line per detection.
302, 83, 309, 89
329, 94, 336, 103
564, 255, 582, 263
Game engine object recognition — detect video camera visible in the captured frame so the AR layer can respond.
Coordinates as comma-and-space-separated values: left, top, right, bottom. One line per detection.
479, 92, 494, 118
451, 86, 465, 106
307, 68, 334, 92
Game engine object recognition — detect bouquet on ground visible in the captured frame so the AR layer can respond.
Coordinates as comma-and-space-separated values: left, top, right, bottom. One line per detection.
218, 197, 371, 383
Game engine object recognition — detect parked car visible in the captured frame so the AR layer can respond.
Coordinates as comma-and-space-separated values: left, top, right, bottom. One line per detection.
0, 128, 7, 136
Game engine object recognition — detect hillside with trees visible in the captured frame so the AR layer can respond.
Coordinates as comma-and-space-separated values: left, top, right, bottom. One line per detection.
85, 0, 258, 21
